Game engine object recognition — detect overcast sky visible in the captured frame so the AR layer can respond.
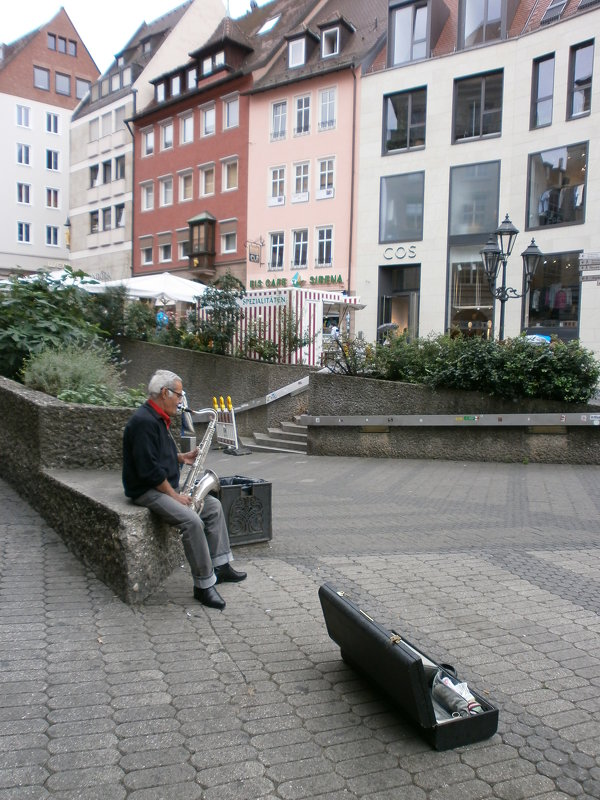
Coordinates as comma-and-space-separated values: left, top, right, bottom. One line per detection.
4, 1, 271, 73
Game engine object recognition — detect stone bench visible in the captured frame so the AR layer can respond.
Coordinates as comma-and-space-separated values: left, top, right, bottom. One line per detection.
40, 469, 185, 604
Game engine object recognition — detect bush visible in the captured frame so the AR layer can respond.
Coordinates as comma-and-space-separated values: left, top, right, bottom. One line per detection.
0, 269, 101, 379
21, 343, 145, 407
123, 301, 156, 340
370, 333, 599, 404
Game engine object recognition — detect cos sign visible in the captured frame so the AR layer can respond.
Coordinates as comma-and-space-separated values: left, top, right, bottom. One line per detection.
383, 245, 417, 261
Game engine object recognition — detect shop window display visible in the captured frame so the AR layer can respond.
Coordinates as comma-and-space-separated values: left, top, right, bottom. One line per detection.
523, 251, 580, 337
527, 142, 587, 229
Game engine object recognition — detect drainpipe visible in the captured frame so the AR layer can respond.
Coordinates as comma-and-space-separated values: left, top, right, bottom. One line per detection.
124, 88, 137, 278
348, 66, 357, 298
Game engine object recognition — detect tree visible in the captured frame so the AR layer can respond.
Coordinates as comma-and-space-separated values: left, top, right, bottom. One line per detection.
194, 273, 246, 355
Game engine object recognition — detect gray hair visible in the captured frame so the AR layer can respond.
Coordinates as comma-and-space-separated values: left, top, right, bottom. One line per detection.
148, 370, 182, 397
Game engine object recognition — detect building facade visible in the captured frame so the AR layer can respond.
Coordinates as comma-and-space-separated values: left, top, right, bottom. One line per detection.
0, 8, 98, 277
68, 0, 225, 282
356, 0, 599, 355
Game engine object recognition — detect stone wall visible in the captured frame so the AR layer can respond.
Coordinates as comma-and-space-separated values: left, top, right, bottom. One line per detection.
307, 372, 600, 463
118, 339, 313, 436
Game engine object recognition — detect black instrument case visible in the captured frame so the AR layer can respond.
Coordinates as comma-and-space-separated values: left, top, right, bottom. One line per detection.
319, 583, 499, 750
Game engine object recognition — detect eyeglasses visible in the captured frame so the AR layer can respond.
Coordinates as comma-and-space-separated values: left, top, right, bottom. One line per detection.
164, 387, 184, 399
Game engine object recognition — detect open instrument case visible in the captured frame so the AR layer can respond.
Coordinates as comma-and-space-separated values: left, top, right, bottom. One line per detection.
319, 583, 499, 750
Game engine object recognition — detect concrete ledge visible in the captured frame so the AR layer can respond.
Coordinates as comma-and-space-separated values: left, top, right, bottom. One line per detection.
40, 470, 184, 604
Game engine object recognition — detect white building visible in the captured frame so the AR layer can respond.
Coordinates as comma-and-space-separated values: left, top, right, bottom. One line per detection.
68, 0, 225, 281
356, 0, 599, 357
0, 9, 98, 277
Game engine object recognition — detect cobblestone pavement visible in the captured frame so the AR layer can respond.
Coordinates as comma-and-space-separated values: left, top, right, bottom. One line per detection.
1, 452, 600, 800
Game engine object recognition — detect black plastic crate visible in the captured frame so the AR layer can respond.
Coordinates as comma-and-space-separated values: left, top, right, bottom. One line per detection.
218, 476, 272, 546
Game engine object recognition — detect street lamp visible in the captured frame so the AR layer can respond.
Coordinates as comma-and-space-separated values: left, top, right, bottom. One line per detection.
480, 214, 543, 340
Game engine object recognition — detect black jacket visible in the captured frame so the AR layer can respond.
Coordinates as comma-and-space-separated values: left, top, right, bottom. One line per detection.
122, 402, 179, 499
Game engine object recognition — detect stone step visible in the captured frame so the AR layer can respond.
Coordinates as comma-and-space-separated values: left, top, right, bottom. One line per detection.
281, 420, 308, 433
267, 426, 307, 441
253, 431, 307, 452
238, 436, 303, 455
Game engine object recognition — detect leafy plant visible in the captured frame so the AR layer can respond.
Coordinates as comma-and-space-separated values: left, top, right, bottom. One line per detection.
84, 285, 128, 338
238, 311, 313, 363
0, 268, 102, 379
194, 273, 246, 355
123, 300, 156, 340
326, 336, 377, 376
22, 342, 145, 407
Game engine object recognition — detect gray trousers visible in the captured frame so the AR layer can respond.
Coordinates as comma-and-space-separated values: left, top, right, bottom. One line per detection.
134, 491, 232, 589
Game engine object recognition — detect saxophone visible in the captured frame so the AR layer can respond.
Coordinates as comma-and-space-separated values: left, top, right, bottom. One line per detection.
180, 400, 220, 512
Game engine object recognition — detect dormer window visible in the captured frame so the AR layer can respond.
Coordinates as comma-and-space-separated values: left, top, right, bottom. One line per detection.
201, 50, 226, 77
171, 75, 181, 96
390, 3, 428, 65
463, 0, 501, 47
156, 82, 165, 102
143, 40, 152, 54
117, 56, 124, 67
289, 38, 305, 68
215, 50, 225, 67
322, 28, 340, 57
187, 67, 197, 89
258, 15, 280, 35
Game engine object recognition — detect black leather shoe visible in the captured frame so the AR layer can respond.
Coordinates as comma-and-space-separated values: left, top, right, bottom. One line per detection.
193, 585, 226, 610
215, 564, 247, 583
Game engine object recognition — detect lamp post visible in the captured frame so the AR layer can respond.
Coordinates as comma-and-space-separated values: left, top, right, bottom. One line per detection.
480, 214, 543, 340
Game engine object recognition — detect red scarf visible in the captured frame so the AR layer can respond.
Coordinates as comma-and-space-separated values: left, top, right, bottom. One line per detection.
148, 398, 171, 428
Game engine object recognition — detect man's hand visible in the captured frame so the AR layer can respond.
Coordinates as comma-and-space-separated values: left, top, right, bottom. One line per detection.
174, 493, 193, 506
178, 448, 198, 466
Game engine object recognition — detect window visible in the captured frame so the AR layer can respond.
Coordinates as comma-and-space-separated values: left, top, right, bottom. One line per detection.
295, 95, 310, 135
526, 142, 587, 229
17, 222, 31, 243
76, 78, 90, 99
115, 156, 125, 181
221, 232, 237, 253
293, 229, 308, 267
34, 66, 50, 91
524, 251, 580, 337
142, 245, 153, 265
384, 88, 427, 152
293, 162, 309, 201
567, 41, 593, 119
179, 240, 190, 259
269, 232, 285, 270
201, 105, 215, 137
112, 74, 121, 92
142, 182, 154, 211
89, 118, 99, 142
531, 55, 555, 129
17, 105, 30, 127
319, 89, 336, 130
317, 158, 335, 199
462, 0, 502, 47
223, 160, 238, 191
270, 167, 285, 205
17, 183, 31, 204
453, 71, 503, 141
316, 226, 333, 266
46, 112, 59, 133
115, 204, 125, 228
171, 75, 181, 97
161, 121, 173, 150
57, 37, 66, 54
224, 96, 239, 129
102, 160, 111, 183
201, 50, 225, 76
540, 0, 568, 24
114, 106, 126, 130
90, 165, 99, 187
159, 176, 173, 206
289, 38, 305, 68
143, 129, 154, 156
187, 67, 197, 90
272, 101, 287, 140
156, 83, 165, 102
102, 208, 111, 230
180, 172, 193, 201
47, 33, 56, 50
259, 15, 280, 34
379, 172, 425, 242
46, 226, 59, 246
159, 243, 172, 262
55, 73, 71, 96
17, 143, 31, 165
68, 40, 77, 56
389, 3, 428, 65
448, 253, 495, 336
46, 150, 59, 171
180, 113, 193, 144
199, 164, 215, 196
90, 211, 99, 234
46, 188, 59, 208
322, 28, 339, 58
101, 112, 112, 137
449, 161, 500, 236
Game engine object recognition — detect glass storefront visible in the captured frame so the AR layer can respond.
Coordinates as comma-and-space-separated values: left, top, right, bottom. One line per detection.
448, 246, 495, 336
523, 251, 580, 339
